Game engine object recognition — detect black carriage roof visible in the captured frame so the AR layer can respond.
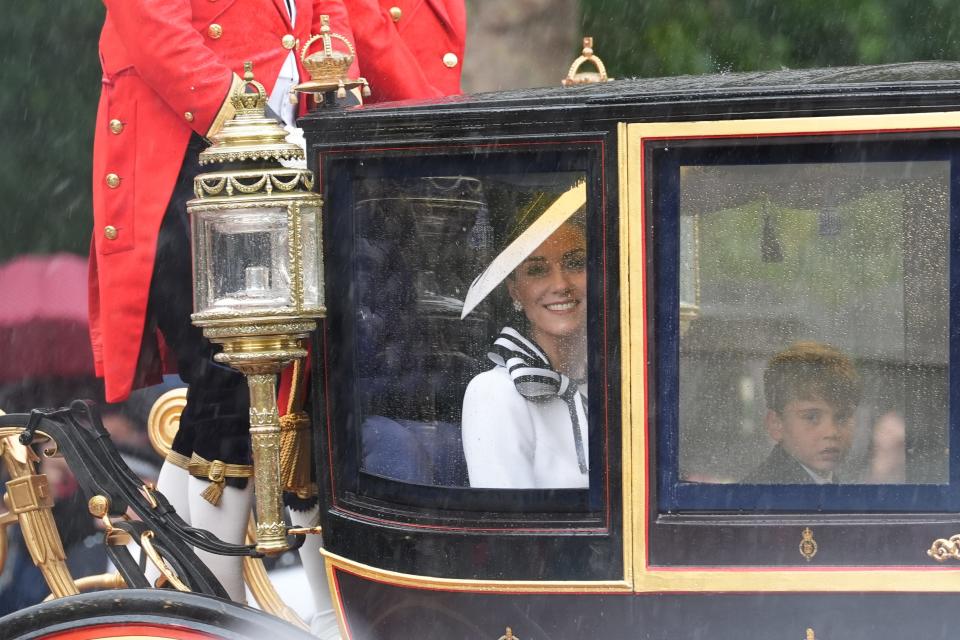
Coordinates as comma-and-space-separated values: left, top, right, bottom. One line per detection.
300, 61, 960, 139
366, 61, 960, 109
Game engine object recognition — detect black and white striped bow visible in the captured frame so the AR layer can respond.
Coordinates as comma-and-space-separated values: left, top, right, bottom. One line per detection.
487, 327, 588, 474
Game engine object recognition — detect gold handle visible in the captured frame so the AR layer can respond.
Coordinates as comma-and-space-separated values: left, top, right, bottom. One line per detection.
139, 530, 191, 591
43, 573, 126, 601
563, 37, 611, 87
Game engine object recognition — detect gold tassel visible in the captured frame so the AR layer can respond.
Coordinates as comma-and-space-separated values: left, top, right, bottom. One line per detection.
279, 411, 312, 497
200, 459, 226, 506
187, 457, 251, 506
199, 479, 224, 506
279, 358, 315, 498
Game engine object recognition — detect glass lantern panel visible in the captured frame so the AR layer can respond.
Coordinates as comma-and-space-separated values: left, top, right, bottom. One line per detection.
194, 206, 292, 315
298, 203, 323, 310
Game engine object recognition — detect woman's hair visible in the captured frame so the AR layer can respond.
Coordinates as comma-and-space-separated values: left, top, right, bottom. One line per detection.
504, 179, 587, 247
504, 208, 586, 283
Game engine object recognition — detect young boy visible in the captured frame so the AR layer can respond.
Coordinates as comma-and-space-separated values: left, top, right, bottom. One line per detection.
744, 341, 862, 484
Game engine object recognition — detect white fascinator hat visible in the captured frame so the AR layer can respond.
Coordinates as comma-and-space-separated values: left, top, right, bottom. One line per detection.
460, 179, 586, 319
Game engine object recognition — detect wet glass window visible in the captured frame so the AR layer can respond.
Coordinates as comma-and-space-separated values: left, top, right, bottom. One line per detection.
327, 155, 596, 496
655, 140, 954, 511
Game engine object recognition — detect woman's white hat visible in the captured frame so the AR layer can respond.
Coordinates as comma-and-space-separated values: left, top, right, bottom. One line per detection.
460, 180, 586, 319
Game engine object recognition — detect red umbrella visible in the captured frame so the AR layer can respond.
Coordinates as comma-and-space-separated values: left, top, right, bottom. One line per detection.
0, 253, 93, 382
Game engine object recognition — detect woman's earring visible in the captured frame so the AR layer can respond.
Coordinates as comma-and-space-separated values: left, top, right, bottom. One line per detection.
513, 299, 524, 313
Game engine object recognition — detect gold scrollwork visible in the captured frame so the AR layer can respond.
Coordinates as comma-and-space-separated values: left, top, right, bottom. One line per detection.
199, 320, 316, 338
0, 494, 16, 574
201, 148, 304, 166
289, 201, 304, 313
197, 176, 227, 197
270, 173, 305, 192
1, 429, 78, 599
256, 521, 287, 539
147, 387, 188, 459
194, 169, 313, 200
242, 515, 310, 630
189, 191, 321, 209
215, 351, 309, 367
928, 534, 960, 561
229, 174, 269, 195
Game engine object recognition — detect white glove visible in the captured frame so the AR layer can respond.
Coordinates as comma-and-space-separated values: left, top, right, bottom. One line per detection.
280, 125, 308, 170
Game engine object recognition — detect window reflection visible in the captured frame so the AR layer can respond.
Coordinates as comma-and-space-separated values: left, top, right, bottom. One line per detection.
354, 172, 589, 489
678, 161, 949, 485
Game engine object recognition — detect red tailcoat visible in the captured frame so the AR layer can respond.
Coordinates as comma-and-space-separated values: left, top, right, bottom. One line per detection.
349, 0, 466, 101
90, 0, 465, 402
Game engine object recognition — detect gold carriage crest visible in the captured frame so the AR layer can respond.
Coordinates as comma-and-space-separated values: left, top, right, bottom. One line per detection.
799, 527, 818, 561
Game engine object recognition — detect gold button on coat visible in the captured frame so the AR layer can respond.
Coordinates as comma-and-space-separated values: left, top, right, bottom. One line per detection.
104, 226, 118, 240
105, 173, 120, 188
184, 111, 195, 122
389, 6, 402, 21
282, 34, 296, 49
109, 119, 123, 134
208, 24, 222, 39
442, 52, 458, 68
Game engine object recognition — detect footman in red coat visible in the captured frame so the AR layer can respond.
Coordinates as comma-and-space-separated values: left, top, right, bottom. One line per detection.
88, 0, 466, 618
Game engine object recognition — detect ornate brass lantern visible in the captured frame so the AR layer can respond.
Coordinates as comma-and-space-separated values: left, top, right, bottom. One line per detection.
188, 63, 323, 553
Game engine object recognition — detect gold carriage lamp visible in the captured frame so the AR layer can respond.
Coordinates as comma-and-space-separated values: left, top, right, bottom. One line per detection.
291, 14, 370, 104
562, 37, 613, 87
187, 62, 324, 554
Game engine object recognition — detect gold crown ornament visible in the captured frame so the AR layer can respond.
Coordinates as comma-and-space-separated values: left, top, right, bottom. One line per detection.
200, 62, 305, 166
290, 15, 370, 104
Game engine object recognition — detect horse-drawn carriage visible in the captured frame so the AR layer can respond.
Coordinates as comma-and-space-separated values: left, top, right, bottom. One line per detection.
6, 55, 960, 638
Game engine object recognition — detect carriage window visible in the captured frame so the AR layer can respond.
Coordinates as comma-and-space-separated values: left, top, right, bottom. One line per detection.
349, 169, 592, 491
673, 158, 949, 495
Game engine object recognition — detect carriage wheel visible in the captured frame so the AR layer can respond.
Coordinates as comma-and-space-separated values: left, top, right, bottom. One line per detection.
0, 588, 316, 640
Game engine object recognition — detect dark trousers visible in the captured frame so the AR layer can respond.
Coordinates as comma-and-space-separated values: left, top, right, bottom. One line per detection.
150, 135, 252, 484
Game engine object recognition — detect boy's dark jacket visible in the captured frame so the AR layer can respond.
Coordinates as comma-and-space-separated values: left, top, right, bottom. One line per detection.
743, 445, 821, 484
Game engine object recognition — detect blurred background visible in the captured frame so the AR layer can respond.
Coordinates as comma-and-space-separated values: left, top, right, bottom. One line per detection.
5, 0, 960, 262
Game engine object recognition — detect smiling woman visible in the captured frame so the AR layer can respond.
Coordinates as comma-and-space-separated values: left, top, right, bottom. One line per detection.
460, 183, 589, 489
324, 154, 598, 501
506, 221, 588, 372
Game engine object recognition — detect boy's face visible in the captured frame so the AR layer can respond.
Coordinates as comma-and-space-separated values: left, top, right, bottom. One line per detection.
766, 397, 854, 476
